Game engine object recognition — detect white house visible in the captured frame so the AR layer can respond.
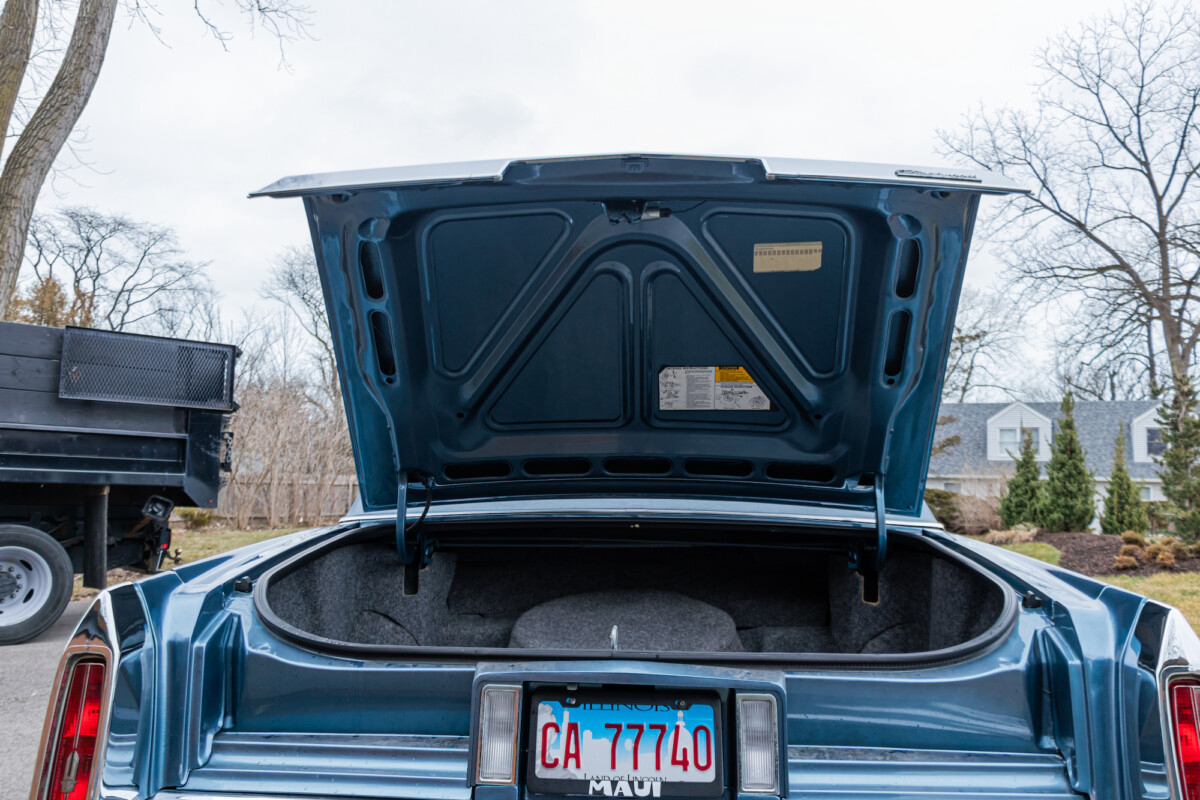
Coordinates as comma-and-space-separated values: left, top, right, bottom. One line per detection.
928, 400, 1163, 529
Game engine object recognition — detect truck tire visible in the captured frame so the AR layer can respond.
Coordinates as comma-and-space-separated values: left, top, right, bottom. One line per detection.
0, 525, 74, 645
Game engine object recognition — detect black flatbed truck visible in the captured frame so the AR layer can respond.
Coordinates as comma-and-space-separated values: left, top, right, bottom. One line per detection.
0, 321, 236, 643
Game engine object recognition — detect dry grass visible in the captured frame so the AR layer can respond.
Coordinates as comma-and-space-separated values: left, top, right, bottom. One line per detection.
1102, 572, 1200, 631
1119, 543, 1143, 559
170, 526, 302, 562
71, 527, 301, 600
984, 526, 1039, 545
1000, 542, 1061, 565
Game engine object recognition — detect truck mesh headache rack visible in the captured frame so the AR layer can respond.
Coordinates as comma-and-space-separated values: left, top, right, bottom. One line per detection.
58, 327, 237, 411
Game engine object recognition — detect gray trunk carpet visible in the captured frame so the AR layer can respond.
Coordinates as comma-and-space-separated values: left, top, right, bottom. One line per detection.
508, 589, 743, 652
264, 536, 1003, 655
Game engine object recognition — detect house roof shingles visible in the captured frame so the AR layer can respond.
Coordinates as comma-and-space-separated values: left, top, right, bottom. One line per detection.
929, 400, 1160, 481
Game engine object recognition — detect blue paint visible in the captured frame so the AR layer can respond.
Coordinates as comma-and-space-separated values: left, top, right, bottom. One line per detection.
57, 158, 1192, 800
85, 522, 1187, 800
273, 155, 1003, 518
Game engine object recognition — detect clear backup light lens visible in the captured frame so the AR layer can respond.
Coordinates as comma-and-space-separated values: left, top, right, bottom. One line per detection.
736, 693, 780, 795
1173, 680, 1200, 800
477, 684, 521, 784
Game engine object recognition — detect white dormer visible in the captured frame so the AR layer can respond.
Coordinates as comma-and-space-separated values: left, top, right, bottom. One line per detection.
987, 402, 1052, 461
1132, 405, 1164, 463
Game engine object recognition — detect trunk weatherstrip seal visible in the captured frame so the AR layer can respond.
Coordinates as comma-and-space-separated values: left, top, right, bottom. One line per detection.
250, 523, 1018, 669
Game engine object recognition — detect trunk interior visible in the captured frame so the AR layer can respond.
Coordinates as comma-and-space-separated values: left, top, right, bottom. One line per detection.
261, 525, 1011, 658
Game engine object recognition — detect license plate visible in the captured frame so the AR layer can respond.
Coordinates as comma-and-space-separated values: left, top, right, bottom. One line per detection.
527, 691, 724, 798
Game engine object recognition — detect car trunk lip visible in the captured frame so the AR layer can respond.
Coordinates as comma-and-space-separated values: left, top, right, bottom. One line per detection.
339, 494, 944, 529
249, 154, 1027, 198
251, 523, 1019, 668
256, 153, 1025, 521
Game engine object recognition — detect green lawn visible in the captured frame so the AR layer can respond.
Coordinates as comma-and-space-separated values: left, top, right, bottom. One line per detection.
1001, 542, 1062, 565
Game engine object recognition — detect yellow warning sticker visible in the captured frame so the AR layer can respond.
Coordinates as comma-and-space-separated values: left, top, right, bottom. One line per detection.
715, 366, 753, 383
659, 366, 770, 411
753, 241, 823, 273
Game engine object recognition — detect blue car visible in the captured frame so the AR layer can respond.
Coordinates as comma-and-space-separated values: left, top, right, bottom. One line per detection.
28, 154, 1200, 800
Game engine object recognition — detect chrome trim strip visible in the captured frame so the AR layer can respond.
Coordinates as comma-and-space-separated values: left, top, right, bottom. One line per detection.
786, 746, 1077, 798
134, 745, 1073, 800
29, 593, 120, 800
97, 789, 140, 800
144, 795, 310, 800
250, 153, 1026, 198
144, 796, 418, 800
1155, 608, 1200, 800
340, 496, 942, 531
177, 732, 471, 800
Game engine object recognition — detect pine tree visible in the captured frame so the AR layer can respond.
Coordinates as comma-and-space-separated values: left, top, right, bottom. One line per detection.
999, 429, 1045, 528
7, 274, 67, 326
1043, 393, 1096, 532
1101, 428, 1148, 535
1158, 373, 1200, 541
4, 273, 94, 327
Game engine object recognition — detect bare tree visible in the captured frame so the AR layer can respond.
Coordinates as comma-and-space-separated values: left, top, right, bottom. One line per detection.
14, 205, 211, 332
940, 1, 1200, 387
943, 285, 1024, 402
263, 245, 339, 405
149, 281, 226, 341
261, 245, 353, 517
209, 248, 357, 528
220, 308, 356, 528
0, 0, 312, 318
1051, 316, 1160, 400
1045, 286, 1169, 397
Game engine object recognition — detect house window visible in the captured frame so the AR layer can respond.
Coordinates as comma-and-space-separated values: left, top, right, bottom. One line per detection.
1147, 427, 1165, 457
998, 426, 1039, 455
943, 482, 961, 493
1141, 486, 1152, 502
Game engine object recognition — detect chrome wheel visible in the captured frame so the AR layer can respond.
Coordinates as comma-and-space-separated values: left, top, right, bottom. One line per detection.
0, 544, 55, 627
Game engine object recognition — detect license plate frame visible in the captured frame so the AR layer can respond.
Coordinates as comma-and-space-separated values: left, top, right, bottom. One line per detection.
526, 689, 724, 798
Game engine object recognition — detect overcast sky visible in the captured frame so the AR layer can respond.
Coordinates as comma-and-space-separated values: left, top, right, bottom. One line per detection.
42, 0, 1125, 320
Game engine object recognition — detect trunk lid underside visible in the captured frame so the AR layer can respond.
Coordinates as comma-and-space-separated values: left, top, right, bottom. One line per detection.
253, 154, 1023, 518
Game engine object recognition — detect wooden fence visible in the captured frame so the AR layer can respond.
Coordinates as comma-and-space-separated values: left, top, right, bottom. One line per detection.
215, 474, 359, 529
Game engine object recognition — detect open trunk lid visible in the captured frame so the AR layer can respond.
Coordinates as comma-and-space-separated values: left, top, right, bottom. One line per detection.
253, 154, 1022, 518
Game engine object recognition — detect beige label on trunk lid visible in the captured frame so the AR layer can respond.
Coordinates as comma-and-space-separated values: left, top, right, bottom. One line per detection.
753, 241, 823, 273
658, 366, 770, 411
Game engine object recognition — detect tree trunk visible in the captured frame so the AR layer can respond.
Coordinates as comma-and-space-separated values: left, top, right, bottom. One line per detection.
1160, 314, 1191, 383
0, 0, 38, 166
0, 0, 117, 318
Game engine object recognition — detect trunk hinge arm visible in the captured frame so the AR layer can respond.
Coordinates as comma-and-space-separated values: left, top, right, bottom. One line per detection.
851, 474, 888, 604
873, 476, 888, 572
396, 473, 434, 595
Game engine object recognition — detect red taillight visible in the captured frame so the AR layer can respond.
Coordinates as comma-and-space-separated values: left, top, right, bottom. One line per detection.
1174, 681, 1200, 800
37, 658, 106, 800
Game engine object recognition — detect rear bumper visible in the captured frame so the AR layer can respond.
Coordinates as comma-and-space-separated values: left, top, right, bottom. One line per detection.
115, 734, 1079, 800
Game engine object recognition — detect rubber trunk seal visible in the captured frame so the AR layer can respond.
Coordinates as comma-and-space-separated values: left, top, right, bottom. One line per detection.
251, 523, 1019, 669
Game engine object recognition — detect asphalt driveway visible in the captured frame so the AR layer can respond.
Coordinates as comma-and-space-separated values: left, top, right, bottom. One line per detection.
0, 601, 89, 799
